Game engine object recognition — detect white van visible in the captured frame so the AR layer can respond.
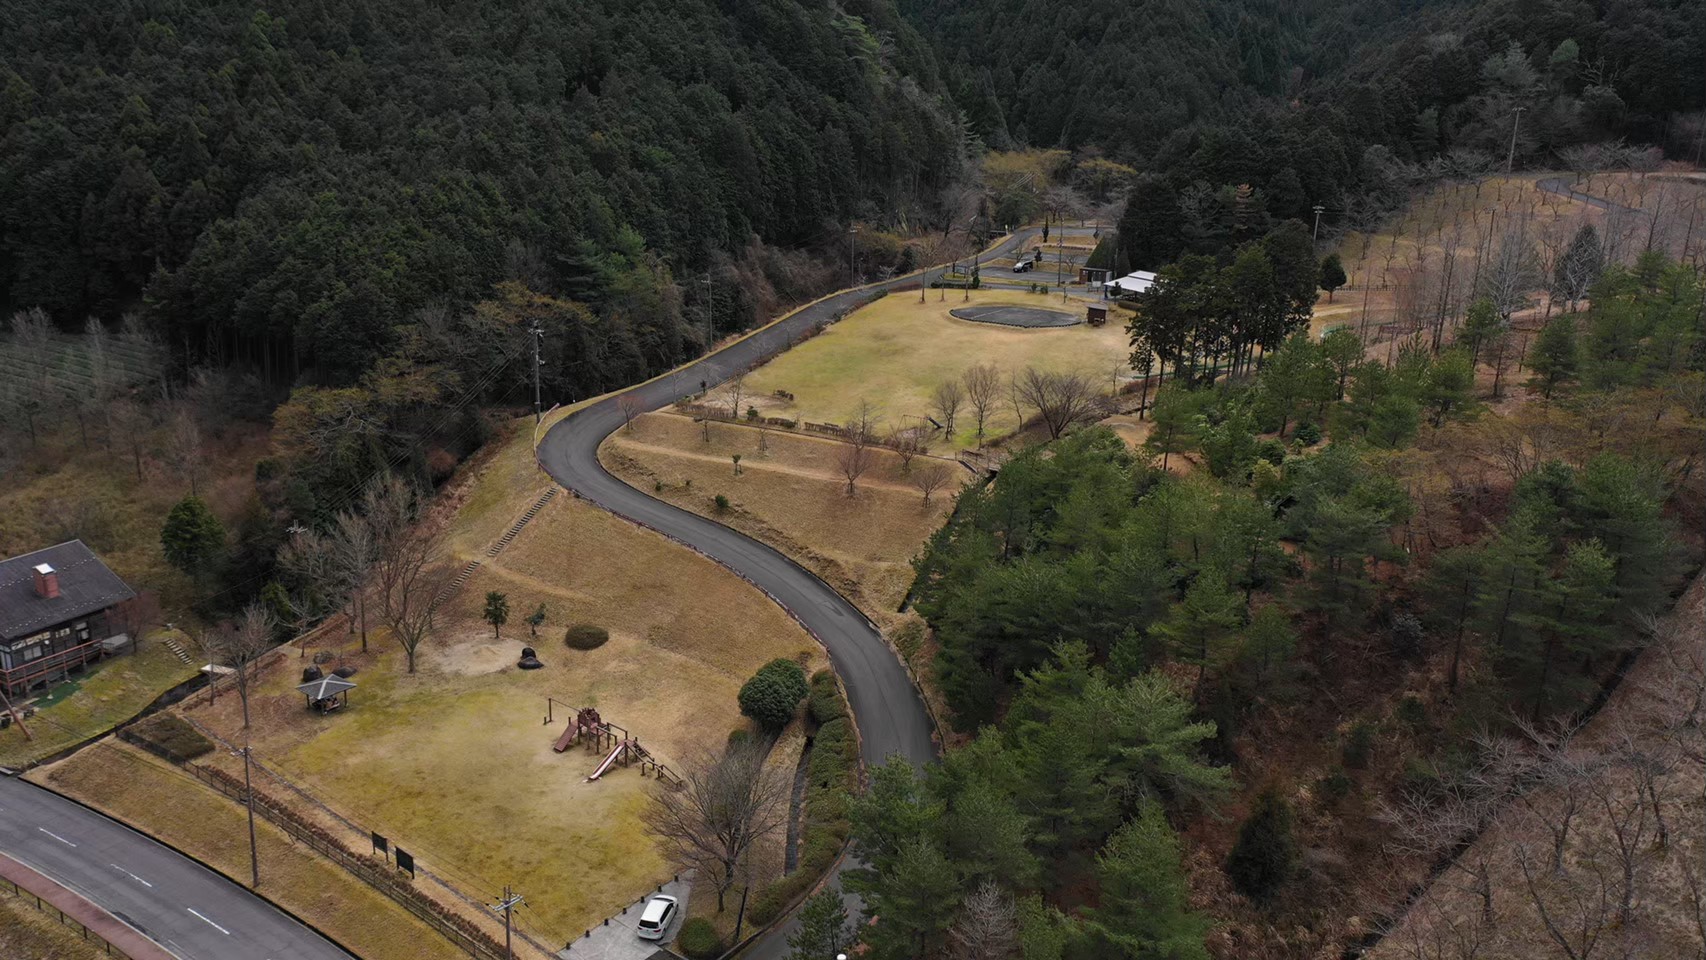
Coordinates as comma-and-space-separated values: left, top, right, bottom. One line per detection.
636, 894, 678, 940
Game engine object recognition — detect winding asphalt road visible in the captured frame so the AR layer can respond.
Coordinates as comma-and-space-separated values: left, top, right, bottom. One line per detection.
0, 774, 353, 959
537, 230, 1039, 957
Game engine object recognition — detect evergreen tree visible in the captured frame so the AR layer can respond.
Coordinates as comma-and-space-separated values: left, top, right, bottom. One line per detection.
1475, 509, 1550, 652
1527, 316, 1579, 398
1423, 546, 1484, 693
482, 591, 509, 639
1459, 297, 1503, 365
1318, 254, 1347, 302
1144, 386, 1205, 470
1506, 539, 1617, 718
1421, 349, 1476, 426
1079, 801, 1211, 960
1154, 573, 1243, 689
160, 494, 225, 581
787, 886, 852, 960
1226, 789, 1298, 901
859, 839, 961, 960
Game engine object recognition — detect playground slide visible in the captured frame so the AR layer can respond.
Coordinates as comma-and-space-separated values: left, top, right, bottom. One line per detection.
586, 741, 626, 781
552, 724, 577, 753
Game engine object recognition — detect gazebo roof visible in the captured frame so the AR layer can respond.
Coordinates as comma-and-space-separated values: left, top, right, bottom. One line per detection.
296, 675, 356, 699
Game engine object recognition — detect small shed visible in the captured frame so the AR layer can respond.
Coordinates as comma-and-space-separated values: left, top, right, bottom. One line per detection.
1079, 266, 1111, 284
1086, 304, 1109, 327
297, 675, 356, 714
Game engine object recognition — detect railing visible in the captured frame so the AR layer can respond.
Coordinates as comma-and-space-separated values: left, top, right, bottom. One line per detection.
0, 875, 156, 959
1, 636, 104, 693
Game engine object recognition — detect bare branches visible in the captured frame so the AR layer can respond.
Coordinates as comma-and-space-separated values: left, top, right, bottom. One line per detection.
643, 741, 787, 912
949, 880, 1018, 960
961, 364, 1000, 447
718, 370, 748, 420
205, 602, 275, 730
837, 401, 881, 495
365, 473, 448, 674
1012, 366, 1102, 440
910, 461, 952, 505
931, 379, 964, 437
618, 394, 643, 433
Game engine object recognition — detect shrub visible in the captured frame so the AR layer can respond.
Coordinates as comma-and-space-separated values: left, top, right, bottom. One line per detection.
745, 886, 787, 927
738, 667, 806, 730
1293, 421, 1322, 446
1395, 695, 1428, 729
654, 480, 663, 492
746, 405, 760, 421
1257, 438, 1287, 465
714, 494, 730, 512
1319, 768, 1353, 801
1342, 722, 1374, 769
121, 713, 213, 763
676, 917, 722, 959
727, 728, 751, 750
563, 624, 610, 650
1226, 789, 1298, 901
807, 672, 845, 725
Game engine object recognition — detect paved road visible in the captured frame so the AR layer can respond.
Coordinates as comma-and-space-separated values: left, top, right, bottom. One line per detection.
536, 230, 1038, 958
1536, 176, 1646, 216
0, 775, 353, 960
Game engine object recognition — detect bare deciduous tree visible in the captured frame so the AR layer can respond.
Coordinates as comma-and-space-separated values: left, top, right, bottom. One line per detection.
1013, 367, 1102, 440
618, 394, 643, 433
165, 403, 205, 496
365, 474, 448, 674
949, 880, 1018, 960
961, 364, 1001, 447
837, 401, 881, 494
888, 429, 922, 473
643, 741, 787, 913
931, 380, 964, 436
1382, 733, 1516, 924
206, 603, 276, 730
719, 371, 748, 419
911, 461, 952, 506
109, 396, 149, 480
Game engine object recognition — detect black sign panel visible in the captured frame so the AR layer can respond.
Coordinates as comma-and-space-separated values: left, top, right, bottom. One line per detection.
395, 847, 415, 878
372, 833, 388, 858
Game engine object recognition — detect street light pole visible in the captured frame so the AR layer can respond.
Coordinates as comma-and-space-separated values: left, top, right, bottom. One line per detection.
700, 272, 713, 348
1312, 204, 1326, 242
1506, 106, 1526, 173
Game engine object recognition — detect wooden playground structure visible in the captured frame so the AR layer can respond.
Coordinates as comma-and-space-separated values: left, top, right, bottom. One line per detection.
545, 698, 681, 787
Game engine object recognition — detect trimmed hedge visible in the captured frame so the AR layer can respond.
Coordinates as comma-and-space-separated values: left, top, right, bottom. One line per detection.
676, 917, 722, 959
745, 688, 859, 929
807, 670, 844, 725
563, 624, 610, 650
120, 713, 214, 763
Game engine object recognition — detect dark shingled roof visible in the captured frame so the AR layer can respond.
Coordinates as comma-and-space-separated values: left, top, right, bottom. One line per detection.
0, 540, 136, 642
296, 675, 357, 699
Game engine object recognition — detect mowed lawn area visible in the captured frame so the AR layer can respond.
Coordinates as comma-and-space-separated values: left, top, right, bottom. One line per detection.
601, 411, 968, 622
0, 635, 198, 767
178, 425, 817, 945
742, 290, 1133, 449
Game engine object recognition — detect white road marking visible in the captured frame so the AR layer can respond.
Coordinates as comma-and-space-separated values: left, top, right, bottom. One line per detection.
187, 907, 231, 935
109, 863, 154, 888
37, 827, 76, 847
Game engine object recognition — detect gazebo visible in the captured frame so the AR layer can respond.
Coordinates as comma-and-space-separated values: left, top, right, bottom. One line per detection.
296, 675, 356, 714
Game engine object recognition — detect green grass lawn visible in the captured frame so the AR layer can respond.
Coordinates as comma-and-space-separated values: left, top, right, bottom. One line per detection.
0, 635, 198, 768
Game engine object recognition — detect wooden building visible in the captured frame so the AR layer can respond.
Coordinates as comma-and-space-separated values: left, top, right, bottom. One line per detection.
0, 540, 136, 697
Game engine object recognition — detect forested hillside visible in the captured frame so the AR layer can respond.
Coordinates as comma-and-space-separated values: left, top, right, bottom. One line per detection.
906, 0, 1706, 270
0, 0, 960, 382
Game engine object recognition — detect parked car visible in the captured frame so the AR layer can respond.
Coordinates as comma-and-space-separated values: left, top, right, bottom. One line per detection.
636, 894, 679, 940
1013, 258, 1034, 272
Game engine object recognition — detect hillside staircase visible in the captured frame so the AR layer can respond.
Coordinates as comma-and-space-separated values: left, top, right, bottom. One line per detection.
160, 636, 194, 664
431, 487, 557, 611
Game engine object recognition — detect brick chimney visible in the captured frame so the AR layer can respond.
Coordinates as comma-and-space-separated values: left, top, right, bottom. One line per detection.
33, 563, 59, 599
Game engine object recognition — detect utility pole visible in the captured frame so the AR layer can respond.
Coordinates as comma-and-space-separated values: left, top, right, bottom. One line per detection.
1312, 204, 1326, 242
242, 745, 260, 888
492, 886, 524, 960
529, 323, 543, 424
1505, 106, 1526, 173
700, 273, 713, 348
847, 224, 859, 289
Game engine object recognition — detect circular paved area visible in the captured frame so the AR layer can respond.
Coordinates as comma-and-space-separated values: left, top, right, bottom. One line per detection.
950, 304, 1081, 328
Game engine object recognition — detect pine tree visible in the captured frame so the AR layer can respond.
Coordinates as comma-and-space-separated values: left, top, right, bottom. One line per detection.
1423, 546, 1483, 693
1154, 573, 1243, 690
1475, 510, 1550, 652
1527, 316, 1579, 398
1458, 297, 1503, 365
1226, 789, 1298, 901
1318, 253, 1347, 302
1506, 540, 1617, 718
1143, 386, 1204, 470
160, 494, 225, 581
859, 839, 961, 960
1081, 801, 1211, 959
787, 886, 852, 960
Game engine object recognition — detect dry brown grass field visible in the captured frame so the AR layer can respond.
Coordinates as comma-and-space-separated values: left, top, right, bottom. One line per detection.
0, 891, 110, 960
165, 423, 817, 946
740, 289, 1133, 450
33, 739, 465, 960
601, 411, 967, 625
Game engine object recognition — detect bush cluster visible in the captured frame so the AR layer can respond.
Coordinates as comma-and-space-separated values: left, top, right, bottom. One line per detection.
737, 658, 808, 730
807, 670, 844, 725
676, 917, 722, 958
120, 713, 214, 763
563, 624, 610, 650
746, 704, 858, 927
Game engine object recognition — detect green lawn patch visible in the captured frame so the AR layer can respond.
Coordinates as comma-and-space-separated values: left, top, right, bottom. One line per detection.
0, 638, 199, 767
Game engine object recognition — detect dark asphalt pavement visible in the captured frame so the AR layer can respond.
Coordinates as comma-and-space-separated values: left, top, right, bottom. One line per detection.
0, 774, 353, 960
535, 231, 1037, 959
